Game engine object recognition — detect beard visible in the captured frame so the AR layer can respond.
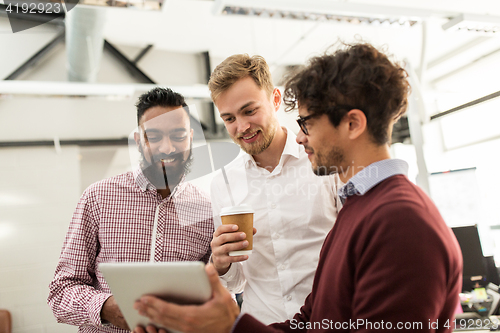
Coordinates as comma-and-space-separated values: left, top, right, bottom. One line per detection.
311, 145, 345, 176
139, 143, 193, 191
236, 122, 277, 156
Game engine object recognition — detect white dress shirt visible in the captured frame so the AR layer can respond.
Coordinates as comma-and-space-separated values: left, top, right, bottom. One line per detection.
210, 128, 341, 324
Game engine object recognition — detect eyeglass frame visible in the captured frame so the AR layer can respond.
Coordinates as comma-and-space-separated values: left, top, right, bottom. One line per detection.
296, 105, 356, 135
296, 114, 318, 135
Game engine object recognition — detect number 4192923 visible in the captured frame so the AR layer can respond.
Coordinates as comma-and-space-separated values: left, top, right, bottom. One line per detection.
5, 2, 62, 14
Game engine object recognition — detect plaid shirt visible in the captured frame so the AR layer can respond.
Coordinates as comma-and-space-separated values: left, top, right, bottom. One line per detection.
48, 168, 213, 333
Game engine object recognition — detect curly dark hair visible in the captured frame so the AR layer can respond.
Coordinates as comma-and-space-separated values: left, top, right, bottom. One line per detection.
136, 87, 189, 125
283, 43, 410, 145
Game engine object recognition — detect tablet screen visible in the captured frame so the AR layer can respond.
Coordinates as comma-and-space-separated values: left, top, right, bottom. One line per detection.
99, 261, 211, 332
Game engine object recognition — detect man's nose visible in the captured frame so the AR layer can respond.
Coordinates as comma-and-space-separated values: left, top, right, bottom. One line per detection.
296, 128, 307, 146
236, 119, 251, 134
159, 137, 176, 155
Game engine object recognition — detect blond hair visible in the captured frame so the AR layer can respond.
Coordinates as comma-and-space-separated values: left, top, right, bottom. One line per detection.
208, 54, 274, 103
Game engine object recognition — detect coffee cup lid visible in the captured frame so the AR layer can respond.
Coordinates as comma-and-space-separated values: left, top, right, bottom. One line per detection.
220, 204, 254, 216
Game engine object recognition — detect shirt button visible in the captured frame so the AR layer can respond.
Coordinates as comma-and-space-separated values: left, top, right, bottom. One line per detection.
271, 203, 277, 209
286, 295, 292, 301
279, 264, 286, 270
156, 233, 162, 239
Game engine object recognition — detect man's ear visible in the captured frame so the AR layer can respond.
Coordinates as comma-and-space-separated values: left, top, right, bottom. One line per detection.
272, 88, 282, 112
134, 132, 143, 151
190, 128, 194, 140
345, 109, 367, 140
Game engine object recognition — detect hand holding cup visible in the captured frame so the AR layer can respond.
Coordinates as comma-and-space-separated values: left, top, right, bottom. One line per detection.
210, 205, 254, 276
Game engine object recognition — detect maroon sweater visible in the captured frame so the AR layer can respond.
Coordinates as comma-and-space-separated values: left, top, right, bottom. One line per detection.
234, 174, 463, 333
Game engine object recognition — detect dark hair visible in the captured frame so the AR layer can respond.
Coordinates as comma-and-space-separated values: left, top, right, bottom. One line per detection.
136, 87, 189, 125
283, 43, 410, 145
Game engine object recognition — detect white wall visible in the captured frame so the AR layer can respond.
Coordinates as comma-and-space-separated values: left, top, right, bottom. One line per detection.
0, 146, 81, 333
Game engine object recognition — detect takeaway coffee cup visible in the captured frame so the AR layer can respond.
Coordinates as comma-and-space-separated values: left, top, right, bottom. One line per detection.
220, 204, 254, 256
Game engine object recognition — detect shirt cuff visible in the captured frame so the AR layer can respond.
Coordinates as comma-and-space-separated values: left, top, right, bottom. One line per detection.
230, 313, 244, 333
218, 262, 241, 290
220, 262, 238, 281
210, 254, 239, 289
90, 292, 113, 327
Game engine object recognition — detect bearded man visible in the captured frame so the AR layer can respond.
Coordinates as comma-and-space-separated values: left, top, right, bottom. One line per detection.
48, 87, 213, 333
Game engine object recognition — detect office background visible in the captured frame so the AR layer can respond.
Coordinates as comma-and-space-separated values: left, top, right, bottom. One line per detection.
1, 0, 500, 332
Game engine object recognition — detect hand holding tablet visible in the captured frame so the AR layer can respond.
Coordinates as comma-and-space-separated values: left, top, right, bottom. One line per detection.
133, 264, 240, 333
99, 261, 211, 333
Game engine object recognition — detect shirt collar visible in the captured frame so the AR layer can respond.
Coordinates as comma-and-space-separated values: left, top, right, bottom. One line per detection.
133, 167, 186, 199
243, 127, 300, 169
134, 167, 152, 191
338, 159, 409, 202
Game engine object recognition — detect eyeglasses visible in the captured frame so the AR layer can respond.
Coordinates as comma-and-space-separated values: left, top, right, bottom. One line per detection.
297, 106, 356, 135
296, 114, 317, 135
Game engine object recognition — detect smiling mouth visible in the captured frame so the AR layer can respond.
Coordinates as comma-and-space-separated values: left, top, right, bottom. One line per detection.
161, 158, 176, 163
241, 131, 258, 140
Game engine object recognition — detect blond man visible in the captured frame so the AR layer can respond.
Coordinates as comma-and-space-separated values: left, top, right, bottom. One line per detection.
207, 54, 341, 324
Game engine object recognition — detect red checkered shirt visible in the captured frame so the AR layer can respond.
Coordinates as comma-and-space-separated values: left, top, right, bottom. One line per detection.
48, 168, 213, 333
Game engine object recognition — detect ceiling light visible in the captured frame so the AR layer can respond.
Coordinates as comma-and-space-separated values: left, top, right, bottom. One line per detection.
218, 5, 418, 27
214, 0, 426, 28
77, 0, 163, 10
442, 14, 500, 35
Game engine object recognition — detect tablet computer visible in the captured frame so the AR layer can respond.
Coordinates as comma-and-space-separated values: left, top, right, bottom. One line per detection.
99, 261, 211, 332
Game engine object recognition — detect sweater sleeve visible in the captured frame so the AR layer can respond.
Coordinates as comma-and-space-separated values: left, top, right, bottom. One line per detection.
233, 293, 313, 333
47, 189, 112, 328
351, 201, 461, 333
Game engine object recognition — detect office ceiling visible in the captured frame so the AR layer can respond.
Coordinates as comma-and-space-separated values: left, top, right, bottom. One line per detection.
102, 0, 500, 68
99, 0, 500, 103
1, 0, 500, 118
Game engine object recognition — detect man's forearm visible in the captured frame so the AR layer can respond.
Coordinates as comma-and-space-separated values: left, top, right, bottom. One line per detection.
211, 255, 231, 276
101, 296, 130, 330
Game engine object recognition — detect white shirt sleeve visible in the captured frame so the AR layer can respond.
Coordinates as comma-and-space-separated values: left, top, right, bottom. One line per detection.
326, 173, 344, 213
210, 172, 247, 293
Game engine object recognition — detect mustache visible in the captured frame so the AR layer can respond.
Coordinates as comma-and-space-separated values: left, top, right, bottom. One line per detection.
303, 145, 314, 154
152, 151, 186, 163
237, 128, 261, 139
